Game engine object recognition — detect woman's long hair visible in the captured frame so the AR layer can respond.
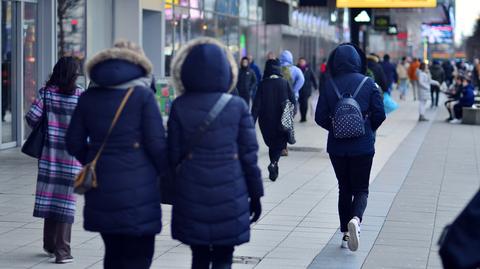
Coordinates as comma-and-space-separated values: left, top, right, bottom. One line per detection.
46, 56, 79, 95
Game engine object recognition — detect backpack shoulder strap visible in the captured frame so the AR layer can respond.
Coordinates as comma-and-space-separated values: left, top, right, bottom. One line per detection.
352, 77, 369, 99
329, 78, 343, 99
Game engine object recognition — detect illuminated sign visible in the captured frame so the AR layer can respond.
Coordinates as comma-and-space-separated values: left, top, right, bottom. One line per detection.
354, 10, 371, 23
387, 25, 398, 35
337, 0, 436, 8
374, 16, 389, 30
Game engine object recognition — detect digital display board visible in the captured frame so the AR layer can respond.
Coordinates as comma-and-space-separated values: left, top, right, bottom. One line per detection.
421, 24, 453, 44
337, 0, 436, 8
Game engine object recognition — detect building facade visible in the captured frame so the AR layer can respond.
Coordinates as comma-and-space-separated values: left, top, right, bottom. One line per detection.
0, 0, 340, 150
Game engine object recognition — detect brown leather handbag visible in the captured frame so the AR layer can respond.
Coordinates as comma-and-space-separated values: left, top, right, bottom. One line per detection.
74, 88, 134, 194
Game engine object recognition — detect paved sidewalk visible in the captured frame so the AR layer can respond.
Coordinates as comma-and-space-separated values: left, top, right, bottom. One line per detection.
1, 98, 473, 269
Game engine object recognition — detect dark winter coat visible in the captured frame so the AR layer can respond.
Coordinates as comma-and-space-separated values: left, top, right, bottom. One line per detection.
380, 60, 398, 90
252, 60, 295, 149
298, 66, 318, 97
168, 38, 263, 246
237, 66, 257, 104
430, 63, 445, 84
66, 48, 167, 236
315, 44, 386, 156
442, 61, 455, 81
459, 84, 475, 107
250, 61, 262, 86
367, 56, 388, 93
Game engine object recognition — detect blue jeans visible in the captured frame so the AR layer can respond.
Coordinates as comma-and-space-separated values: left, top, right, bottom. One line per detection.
398, 78, 409, 97
191, 245, 234, 269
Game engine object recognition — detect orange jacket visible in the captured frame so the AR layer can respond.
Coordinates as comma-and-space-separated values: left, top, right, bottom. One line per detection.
408, 60, 420, 81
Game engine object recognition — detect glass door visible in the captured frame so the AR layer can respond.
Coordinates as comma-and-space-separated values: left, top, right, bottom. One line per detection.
1, 0, 15, 145
0, 0, 38, 147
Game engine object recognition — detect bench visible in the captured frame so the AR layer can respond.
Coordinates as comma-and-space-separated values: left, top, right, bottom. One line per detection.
462, 106, 480, 125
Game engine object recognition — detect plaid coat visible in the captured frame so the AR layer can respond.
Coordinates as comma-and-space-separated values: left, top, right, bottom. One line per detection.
26, 86, 83, 224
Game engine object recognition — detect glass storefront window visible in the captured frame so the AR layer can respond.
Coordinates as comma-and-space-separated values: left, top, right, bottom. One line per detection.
1, 1, 14, 143
57, 0, 86, 66
23, 2, 38, 140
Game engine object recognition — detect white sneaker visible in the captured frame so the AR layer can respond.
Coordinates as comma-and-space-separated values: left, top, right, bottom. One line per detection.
55, 256, 74, 264
347, 218, 360, 251
341, 234, 349, 249
449, 119, 462, 124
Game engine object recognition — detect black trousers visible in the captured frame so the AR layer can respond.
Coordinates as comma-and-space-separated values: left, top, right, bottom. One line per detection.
269, 147, 283, 164
431, 85, 440, 107
454, 103, 466, 119
330, 154, 374, 232
101, 234, 155, 269
43, 218, 72, 260
191, 245, 234, 269
298, 89, 311, 121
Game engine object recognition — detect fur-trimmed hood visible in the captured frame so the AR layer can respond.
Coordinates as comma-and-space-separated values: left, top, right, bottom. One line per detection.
85, 47, 153, 87
170, 37, 238, 95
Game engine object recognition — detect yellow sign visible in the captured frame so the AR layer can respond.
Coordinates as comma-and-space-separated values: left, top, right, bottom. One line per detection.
337, 0, 436, 8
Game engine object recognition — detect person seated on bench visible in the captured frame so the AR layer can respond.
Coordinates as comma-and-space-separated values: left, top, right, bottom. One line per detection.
450, 75, 475, 124
444, 76, 462, 122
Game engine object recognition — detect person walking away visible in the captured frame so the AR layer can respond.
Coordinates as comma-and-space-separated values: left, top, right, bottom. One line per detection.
408, 58, 421, 101
315, 43, 386, 252
442, 60, 455, 87
237, 57, 257, 107
252, 59, 296, 181
297, 57, 318, 122
366, 54, 388, 93
279, 50, 305, 99
430, 60, 445, 108
417, 63, 431, 121
247, 55, 262, 86
168, 37, 264, 269
380, 54, 398, 93
396, 57, 410, 100
25, 57, 83, 264
450, 76, 475, 124
66, 41, 167, 269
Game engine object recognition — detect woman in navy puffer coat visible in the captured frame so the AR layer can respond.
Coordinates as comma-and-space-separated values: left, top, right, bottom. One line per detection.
66, 41, 167, 269
168, 37, 264, 269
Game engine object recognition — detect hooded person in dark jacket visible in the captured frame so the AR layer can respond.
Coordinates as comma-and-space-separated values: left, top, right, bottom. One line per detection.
236, 56, 257, 106
430, 60, 445, 107
367, 54, 388, 93
252, 59, 295, 181
168, 37, 264, 269
315, 43, 386, 252
66, 41, 167, 269
297, 57, 318, 122
380, 54, 398, 92
451, 76, 475, 123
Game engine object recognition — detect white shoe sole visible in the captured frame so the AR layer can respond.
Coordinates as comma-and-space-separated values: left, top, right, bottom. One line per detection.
348, 221, 360, 251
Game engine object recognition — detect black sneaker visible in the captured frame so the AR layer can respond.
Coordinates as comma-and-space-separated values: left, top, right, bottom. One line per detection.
268, 163, 279, 182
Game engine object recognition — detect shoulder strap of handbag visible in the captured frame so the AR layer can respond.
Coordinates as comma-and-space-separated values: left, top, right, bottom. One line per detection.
184, 93, 233, 155
91, 87, 134, 164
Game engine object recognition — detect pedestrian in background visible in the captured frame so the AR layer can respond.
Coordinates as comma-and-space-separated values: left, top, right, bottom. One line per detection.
297, 57, 318, 123
279, 50, 305, 99
237, 56, 257, 107
380, 54, 398, 92
417, 62, 431, 121
450, 76, 475, 124
442, 60, 455, 86
367, 54, 388, 93
429, 60, 445, 108
396, 57, 410, 100
25, 57, 83, 264
408, 58, 421, 101
247, 54, 262, 86
252, 59, 295, 181
315, 43, 386, 252
66, 41, 167, 269
168, 37, 263, 269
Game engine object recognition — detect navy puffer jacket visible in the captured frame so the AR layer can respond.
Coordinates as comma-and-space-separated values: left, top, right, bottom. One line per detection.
315, 43, 386, 156
66, 46, 167, 235
168, 37, 263, 246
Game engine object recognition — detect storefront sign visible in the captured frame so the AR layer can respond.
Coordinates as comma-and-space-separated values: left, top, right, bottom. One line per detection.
374, 16, 389, 31
337, 0, 436, 8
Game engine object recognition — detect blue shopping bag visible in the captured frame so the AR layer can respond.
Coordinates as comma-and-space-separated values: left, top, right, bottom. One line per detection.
383, 92, 398, 114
